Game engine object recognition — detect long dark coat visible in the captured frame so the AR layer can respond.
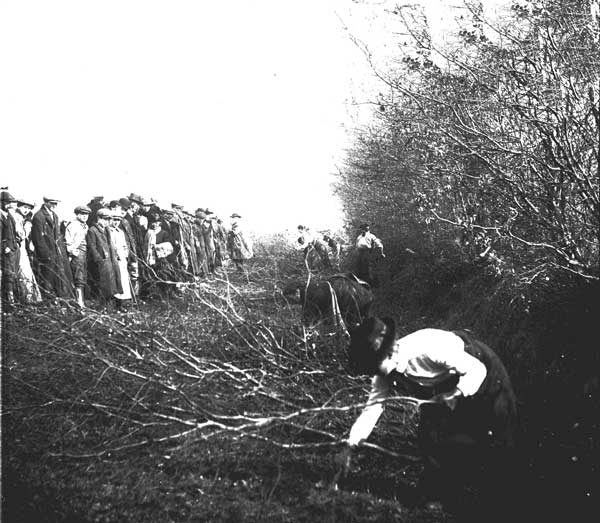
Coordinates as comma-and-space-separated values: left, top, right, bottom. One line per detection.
86, 224, 122, 300
192, 221, 208, 276
31, 206, 74, 298
120, 214, 138, 259
1, 210, 20, 290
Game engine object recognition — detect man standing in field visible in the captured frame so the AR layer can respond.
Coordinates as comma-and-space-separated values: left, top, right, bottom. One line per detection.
64, 205, 91, 307
31, 196, 75, 300
354, 224, 385, 286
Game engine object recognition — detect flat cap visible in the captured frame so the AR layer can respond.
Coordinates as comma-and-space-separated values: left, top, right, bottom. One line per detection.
96, 208, 112, 218
74, 205, 92, 215
43, 196, 60, 203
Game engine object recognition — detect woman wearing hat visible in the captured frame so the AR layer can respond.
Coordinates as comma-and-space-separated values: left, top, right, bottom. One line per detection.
14, 199, 42, 304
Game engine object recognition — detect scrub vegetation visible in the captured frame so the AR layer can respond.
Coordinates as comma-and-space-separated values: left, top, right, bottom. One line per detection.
2, 240, 597, 522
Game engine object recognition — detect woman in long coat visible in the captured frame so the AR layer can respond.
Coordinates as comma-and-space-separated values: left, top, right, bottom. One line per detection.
108, 213, 133, 305
86, 209, 122, 302
14, 200, 42, 303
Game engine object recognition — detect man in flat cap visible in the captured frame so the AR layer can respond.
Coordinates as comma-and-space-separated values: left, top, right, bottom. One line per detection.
65, 205, 91, 307
31, 197, 74, 300
86, 207, 121, 306
118, 197, 140, 297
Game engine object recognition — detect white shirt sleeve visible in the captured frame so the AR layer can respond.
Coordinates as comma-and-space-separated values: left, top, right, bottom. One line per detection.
451, 351, 487, 396
420, 340, 487, 397
347, 375, 391, 447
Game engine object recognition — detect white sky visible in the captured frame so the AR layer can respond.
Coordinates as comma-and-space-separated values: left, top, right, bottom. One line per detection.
0, 0, 508, 235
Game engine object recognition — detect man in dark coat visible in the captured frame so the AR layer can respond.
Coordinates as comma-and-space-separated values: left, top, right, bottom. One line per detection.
1, 190, 21, 305
30, 197, 74, 299
86, 208, 122, 303
193, 209, 209, 277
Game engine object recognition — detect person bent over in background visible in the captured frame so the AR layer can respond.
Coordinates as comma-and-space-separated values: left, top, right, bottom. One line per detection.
337, 317, 517, 517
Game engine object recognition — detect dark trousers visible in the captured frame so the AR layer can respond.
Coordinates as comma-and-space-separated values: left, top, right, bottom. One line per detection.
411, 332, 518, 515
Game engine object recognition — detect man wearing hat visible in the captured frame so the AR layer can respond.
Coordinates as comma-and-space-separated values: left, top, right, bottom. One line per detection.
354, 223, 385, 286
86, 196, 106, 227
119, 197, 141, 297
86, 207, 122, 305
31, 197, 75, 299
65, 205, 92, 307
200, 209, 217, 274
227, 213, 253, 272
1, 190, 20, 305
192, 209, 209, 277
169, 204, 191, 275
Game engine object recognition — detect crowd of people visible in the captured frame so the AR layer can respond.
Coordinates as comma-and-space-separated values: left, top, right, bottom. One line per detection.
1, 189, 254, 309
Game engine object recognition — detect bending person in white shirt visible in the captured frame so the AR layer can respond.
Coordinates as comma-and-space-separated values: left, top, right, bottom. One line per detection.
338, 316, 517, 511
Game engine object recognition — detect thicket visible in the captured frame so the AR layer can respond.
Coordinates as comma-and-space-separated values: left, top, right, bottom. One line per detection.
337, 0, 599, 282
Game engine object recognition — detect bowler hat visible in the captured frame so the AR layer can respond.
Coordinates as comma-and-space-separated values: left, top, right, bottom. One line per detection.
74, 205, 92, 215
119, 197, 132, 210
128, 193, 144, 205
1, 190, 17, 203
